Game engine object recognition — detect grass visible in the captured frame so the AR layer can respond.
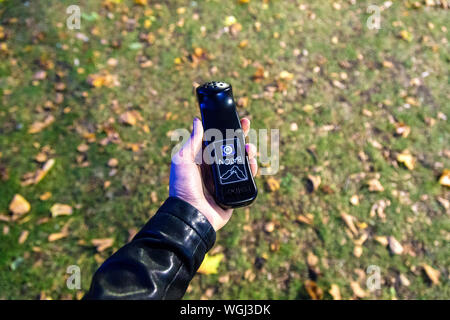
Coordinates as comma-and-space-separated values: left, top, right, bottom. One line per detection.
0, 0, 449, 299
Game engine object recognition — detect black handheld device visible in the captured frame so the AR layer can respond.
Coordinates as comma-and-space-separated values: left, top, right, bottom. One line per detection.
196, 81, 257, 209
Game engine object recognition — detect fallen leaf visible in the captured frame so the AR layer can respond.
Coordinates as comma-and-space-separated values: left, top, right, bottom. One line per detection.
395, 122, 411, 137
340, 212, 358, 236
350, 195, 360, 206
48, 232, 68, 242
438, 169, 450, 187
266, 177, 280, 192
367, 178, 384, 192
107, 158, 119, 167
21, 159, 55, 186
119, 110, 142, 126
422, 264, 440, 285
50, 204, 73, 217
329, 284, 342, 300
18, 230, 29, 244
353, 245, 363, 258
278, 70, 294, 81
39, 192, 52, 201
397, 150, 415, 170
304, 280, 323, 300
9, 194, 31, 217
306, 174, 321, 192
350, 281, 367, 298
296, 213, 314, 225
28, 115, 55, 134
92, 238, 114, 252
198, 253, 224, 275
264, 221, 275, 233
388, 236, 404, 255
375, 235, 389, 246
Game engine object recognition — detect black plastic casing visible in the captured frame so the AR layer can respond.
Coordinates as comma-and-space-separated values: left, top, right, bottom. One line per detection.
196, 81, 257, 209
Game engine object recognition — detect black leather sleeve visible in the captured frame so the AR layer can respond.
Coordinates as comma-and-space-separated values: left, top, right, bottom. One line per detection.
83, 197, 216, 300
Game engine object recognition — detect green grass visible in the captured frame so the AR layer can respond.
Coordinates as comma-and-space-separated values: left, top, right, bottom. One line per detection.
0, 0, 449, 299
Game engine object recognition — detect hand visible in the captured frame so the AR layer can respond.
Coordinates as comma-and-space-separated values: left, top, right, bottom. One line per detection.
169, 117, 258, 231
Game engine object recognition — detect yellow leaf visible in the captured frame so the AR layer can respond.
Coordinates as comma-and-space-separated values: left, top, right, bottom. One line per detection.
134, 0, 147, 5
279, 70, 294, 81
439, 169, 450, 187
197, 253, 224, 275
329, 284, 342, 300
399, 30, 413, 42
9, 194, 31, 216
397, 151, 415, 170
91, 238, 114, 252
265, 177, 280, 192
422, 264, 440, 285
50, 204, 73, 217
224, 16, 237, 27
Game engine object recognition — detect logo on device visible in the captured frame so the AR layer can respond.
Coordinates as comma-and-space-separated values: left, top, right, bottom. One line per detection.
222, 144, 235, 156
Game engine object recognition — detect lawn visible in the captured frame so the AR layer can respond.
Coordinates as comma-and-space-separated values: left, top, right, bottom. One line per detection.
0, 0, 449, 299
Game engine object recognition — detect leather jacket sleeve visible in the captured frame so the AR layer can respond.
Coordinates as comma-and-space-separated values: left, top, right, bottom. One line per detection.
83, 197, 216, 300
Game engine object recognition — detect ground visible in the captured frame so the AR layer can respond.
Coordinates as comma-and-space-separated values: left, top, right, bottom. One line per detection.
0, 0, 449, 300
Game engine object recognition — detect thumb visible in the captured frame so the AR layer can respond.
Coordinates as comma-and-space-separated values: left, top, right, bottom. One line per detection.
180, 118, 203, 162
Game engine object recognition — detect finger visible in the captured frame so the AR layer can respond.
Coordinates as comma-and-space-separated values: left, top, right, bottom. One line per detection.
246, 143, 258, 177
180, 118, 203, 162
240, 118, 250, 137
246, 143, 257, 159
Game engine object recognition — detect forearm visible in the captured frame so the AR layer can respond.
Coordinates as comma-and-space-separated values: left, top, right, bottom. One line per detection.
83, 197, 216, 300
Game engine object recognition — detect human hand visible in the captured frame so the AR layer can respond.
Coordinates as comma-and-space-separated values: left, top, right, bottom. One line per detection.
169, 117, 257, 231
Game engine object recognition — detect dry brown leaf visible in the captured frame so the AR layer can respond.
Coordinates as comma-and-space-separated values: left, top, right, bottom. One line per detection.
422, 264, 440, 285
9, 194, 31, 217
107, 158, 119, 167
266, 178, 280, 192
329, 284, 342, 300
388, 236, 404, 255
375, 235, 389, 246
353, 245, 363, 258
77, 143, 89, 153
367, 178, 384, 192
350, 281, 367, 298
304, 280, 323, 300
340, 212, 358, 236
307, 174, 321, 192
18, 230, 29, 244
438, 169, 450, 187
21, 159, 55, 186
92, 238, 114, 252
306, 252, 319, 268
48, 232, 68, 242
50, 204, 73, 217
39, 192, 52, 201
119, 110, 142, 126
395, 122, 411, 138
296, 213, 314, 225
28, 115, 55, 134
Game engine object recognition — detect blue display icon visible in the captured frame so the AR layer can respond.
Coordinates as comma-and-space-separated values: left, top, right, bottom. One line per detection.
221, 144, 235, 157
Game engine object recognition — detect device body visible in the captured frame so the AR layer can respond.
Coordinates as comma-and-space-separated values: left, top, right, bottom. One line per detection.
196, 81, 257, 209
